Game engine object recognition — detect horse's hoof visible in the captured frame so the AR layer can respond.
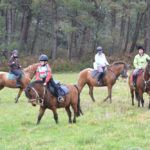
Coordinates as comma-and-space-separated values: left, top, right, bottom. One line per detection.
15, 98, 18, 103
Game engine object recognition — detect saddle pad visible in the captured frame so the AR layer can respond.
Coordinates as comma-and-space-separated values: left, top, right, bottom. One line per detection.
7, 73, 16, 80
91, 70, 100, 80
49, 83, 69, 97
58, 85, 69, 96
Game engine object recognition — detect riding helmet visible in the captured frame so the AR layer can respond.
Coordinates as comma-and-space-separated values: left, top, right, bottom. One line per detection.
96, 46, 103, 52
12, 49, 18, 57
137, 45, 145, 51
39, 54, 48, 61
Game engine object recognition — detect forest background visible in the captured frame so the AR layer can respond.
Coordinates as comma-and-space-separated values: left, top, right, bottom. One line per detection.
0, 0, 150, 72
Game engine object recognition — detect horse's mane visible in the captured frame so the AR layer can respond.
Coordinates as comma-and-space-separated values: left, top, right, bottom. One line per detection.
111, 61, 126, 66
23, 63, 39, 71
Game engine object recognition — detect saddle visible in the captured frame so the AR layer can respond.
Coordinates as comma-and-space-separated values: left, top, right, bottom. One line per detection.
7, 71, 23, 80
91, 69, 106, 84
131, 69, 143, 87
48, 80, 69, 97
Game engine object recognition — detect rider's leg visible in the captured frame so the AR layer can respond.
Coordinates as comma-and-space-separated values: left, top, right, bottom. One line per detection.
49, 78, 64, 102
11, 69, 22, 87
133, 69, 139, 87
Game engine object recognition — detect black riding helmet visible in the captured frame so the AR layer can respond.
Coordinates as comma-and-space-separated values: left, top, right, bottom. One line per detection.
39, 54, 48, 61
137, 46, 145, 51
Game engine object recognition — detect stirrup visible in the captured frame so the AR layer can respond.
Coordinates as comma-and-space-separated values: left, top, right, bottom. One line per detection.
58, 96, 64, 102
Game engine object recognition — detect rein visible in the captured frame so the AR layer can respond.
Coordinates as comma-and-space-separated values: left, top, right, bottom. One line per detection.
28, 86, 46, 106
143, 71, 150, 91
107, 68, 116, 79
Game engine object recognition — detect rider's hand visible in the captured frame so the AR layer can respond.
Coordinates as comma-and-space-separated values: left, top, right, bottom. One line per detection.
43, 82, 47, 86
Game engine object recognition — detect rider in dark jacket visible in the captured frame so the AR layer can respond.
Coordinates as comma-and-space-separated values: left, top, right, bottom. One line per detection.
8, 50, 22, 87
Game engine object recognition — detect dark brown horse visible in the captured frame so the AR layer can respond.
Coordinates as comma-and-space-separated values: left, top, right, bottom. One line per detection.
0, 63, 39, 103
129, 59, 150, 108
25, 80, 82, 124
77, 61, 129, 103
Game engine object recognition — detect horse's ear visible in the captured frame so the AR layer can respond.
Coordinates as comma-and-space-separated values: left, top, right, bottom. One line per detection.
126, 64, 130, 69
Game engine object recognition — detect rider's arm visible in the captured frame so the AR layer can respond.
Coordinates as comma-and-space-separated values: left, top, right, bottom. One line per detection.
133, 55, 139, 69
45, 64, 52, 84
104, 54, 109, 66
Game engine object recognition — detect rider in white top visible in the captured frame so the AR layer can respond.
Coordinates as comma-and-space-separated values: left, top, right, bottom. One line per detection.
93, 46, 109, 85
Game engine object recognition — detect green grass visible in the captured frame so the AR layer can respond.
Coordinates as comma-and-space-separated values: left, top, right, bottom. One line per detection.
0, 73, 150, 150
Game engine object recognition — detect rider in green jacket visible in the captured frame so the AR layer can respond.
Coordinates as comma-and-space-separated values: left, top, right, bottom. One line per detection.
133, 46, 150, 86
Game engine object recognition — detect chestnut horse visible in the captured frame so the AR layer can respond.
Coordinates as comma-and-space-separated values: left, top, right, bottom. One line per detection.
0, 63, 39, 103
77, 61, 129, 103
129, 59, 150, 108
25, 80, 82, 124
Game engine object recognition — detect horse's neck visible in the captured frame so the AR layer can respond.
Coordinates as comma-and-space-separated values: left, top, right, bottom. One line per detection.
24, 69, 35, 79
144, 69, 149, 80
23, 64, 39, 79
109, 66, 122, 77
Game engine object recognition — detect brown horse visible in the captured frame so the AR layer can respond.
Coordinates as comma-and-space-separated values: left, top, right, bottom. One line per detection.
77, 61, 129, 103
0, 63, 39, 103
129, 59, 150, 108
25, 80, 82, 124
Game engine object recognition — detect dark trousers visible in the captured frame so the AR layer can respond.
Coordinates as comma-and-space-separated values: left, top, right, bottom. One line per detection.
10, 69, 22, 82
48, 78, 60, 98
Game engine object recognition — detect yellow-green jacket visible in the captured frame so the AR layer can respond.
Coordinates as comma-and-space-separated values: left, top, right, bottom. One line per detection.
133, 54, 150, 69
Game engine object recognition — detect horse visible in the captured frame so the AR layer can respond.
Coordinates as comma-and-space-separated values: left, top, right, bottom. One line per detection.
0, 63, 39, 103
129, 59, 150, 108
77, 61, 129, 103
25, 80, 83, 124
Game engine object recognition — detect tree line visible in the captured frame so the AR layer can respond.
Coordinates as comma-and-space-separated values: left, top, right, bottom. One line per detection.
0, 0, 150, 61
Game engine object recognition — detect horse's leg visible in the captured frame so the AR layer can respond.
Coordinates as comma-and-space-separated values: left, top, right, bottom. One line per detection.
52, 107, 58, 124
36, 107, 46, 125
65, 106, 72, 123
149, 96, 150, 109
72, 103, 78, 123
15, 88, 23, 103
130, 88, 134, 106
88, 85, 95, 102
103, 85, 112, 103
139, 90, 144, 107
0, 85, 4, 91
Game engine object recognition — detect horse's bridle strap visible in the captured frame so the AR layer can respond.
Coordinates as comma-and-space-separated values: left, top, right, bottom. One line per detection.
28, 86, 46, 106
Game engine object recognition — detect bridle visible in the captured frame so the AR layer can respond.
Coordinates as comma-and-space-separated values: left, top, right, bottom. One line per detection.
143, 68, 150, 91
28, 86, 46, 106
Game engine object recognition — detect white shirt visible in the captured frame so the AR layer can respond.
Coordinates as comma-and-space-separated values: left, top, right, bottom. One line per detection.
93, 53, 109, 70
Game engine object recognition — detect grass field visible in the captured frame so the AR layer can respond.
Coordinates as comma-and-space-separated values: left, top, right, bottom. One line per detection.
0, 73, 150, 150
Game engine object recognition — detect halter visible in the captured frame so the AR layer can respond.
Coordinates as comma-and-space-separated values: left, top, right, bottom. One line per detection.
28, 86, 46, 106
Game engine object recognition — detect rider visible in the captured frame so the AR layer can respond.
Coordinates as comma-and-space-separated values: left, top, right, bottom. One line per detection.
8, 49, 22, 87
133, 46, 150, 86
36, 54, 64, 102
93, 46, 109, 85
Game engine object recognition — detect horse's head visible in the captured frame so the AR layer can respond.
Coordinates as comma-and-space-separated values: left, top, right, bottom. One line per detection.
120, 63, 130, 78
110, 61, 129, 79
145, 59, 150, 75
25, 81, 44, 106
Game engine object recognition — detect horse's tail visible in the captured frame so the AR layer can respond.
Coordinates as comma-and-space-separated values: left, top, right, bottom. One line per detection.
74, 84, 83, 117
